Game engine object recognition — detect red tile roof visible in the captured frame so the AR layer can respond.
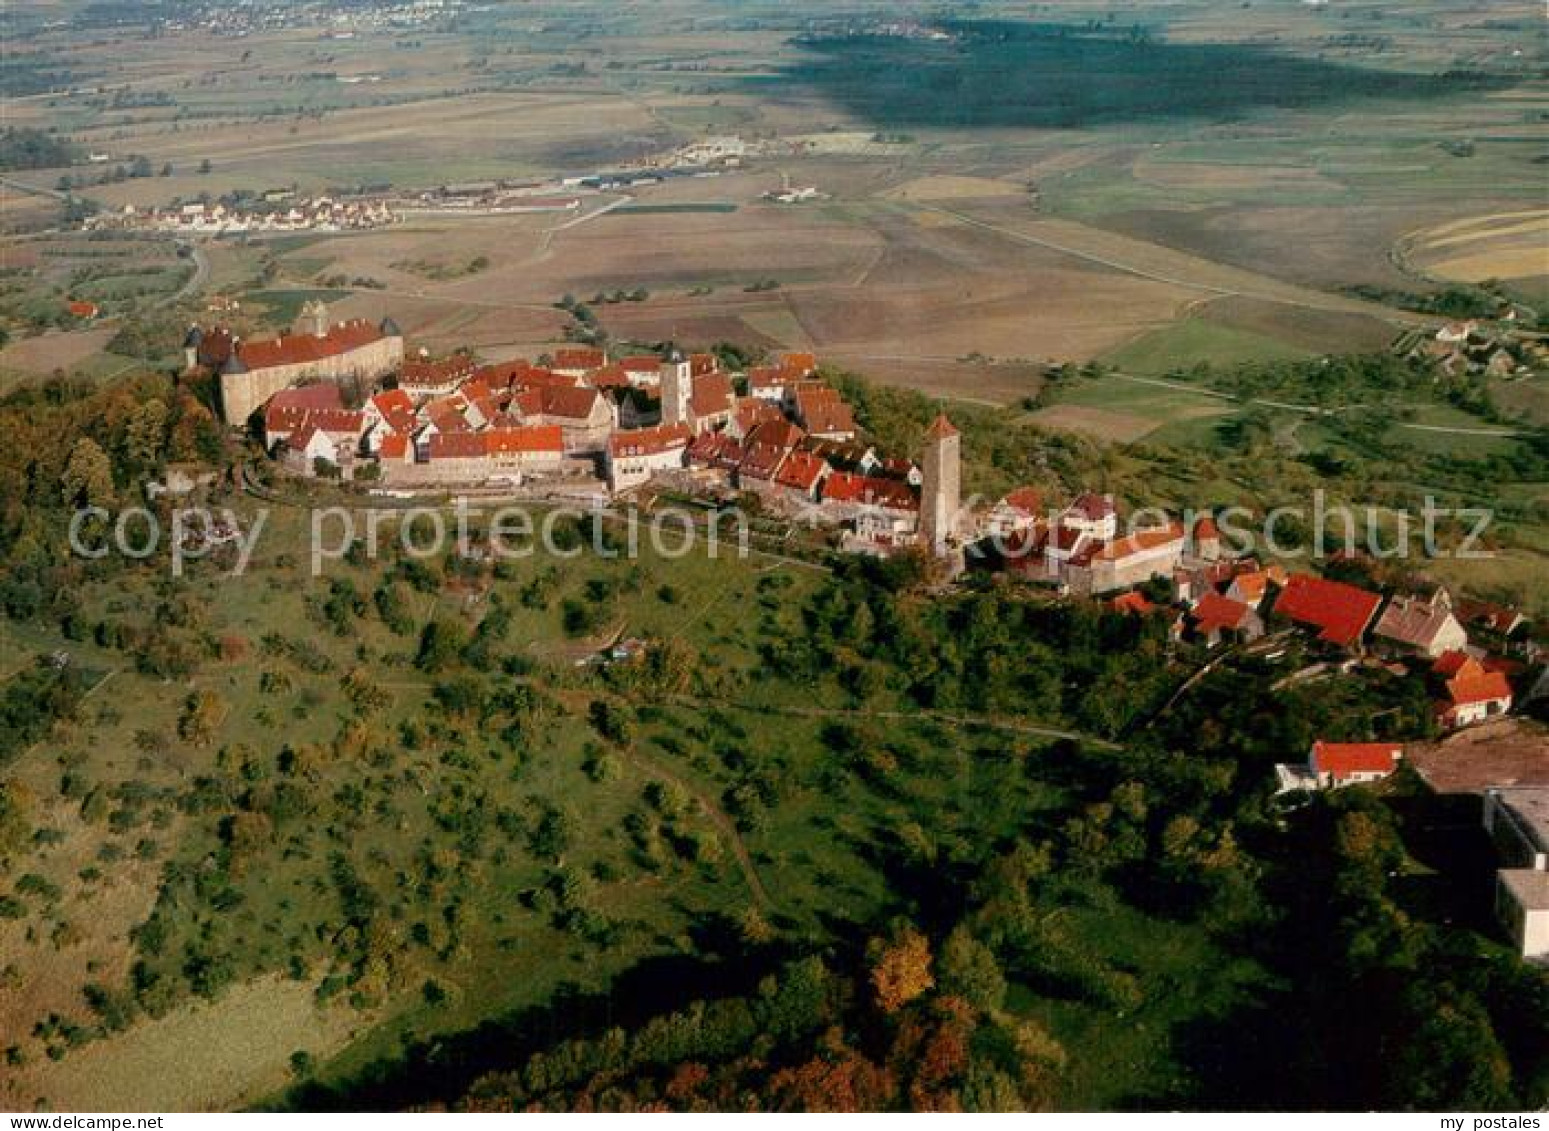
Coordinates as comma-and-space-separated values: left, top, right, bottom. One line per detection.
239, 319, 383, 371
738, 442, 788, 481
776, 350, 816, 377
1433, 650, 1474, 678
484, 426, 564, 456
1312, 741, 1403, 783
587, 363, 633, 390
748, 365, 789, 391
1092, 523, 1185, 563
822, 472, 918, 511
304, 408, 366, 436
1066, 492, 1116, 521
517, 384, 607, 422
924, 413, 958, 441
400, 354, 476, 389
1001, 487, 1043, 515
689, 373, 736, 419
369, 388, 417, 433
1109, 591, 1157, 617
378, 434, 410, 460
745, 417, 804, 450
609, 423, 692, 459
1273, 574, 1382, 648
1192, 591, 1254, 635
554, 346, 606, 371
264, 383, 346, 433
427, 432, 486, 460
774, 449, 827, 493
1443, 660, 1513, 708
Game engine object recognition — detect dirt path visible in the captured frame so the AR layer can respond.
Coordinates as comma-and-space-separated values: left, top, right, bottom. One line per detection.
618, 742, 772, 909
683, 697, 1122, 751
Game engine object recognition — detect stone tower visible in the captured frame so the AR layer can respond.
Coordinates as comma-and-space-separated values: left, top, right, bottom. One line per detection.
301, 299, 329, 339
660, 350, 692, 427
920, 412, 961, 554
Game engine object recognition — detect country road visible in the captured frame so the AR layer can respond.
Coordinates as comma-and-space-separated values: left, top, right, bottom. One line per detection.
158, 242, 209, 308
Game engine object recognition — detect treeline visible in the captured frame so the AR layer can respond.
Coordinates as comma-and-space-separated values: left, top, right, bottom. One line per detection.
449, 941, 1064, 1112
0, 127, 77, 171
0, 372, 226, 627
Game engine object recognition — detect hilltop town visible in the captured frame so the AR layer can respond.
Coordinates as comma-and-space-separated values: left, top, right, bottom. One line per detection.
184, 304, 1546, 955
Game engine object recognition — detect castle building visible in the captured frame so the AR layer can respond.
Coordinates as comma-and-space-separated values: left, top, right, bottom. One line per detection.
194, 301, 404, 425
920, 413, 961, 555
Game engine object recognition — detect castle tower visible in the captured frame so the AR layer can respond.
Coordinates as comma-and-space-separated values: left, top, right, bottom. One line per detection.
660, 350, 692, 428
302, 299, 329, 339
920, 412, 961, 555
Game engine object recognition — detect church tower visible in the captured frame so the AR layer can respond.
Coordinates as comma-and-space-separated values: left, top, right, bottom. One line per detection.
920, 412, 960, 554
660, 350, 692, 428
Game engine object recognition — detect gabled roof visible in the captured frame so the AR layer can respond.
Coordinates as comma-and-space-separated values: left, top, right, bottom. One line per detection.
923, 413, 958, 441
689, 372, 736, 419
802, 400, 856, 437
264, 384, 347, 434
1109, 591, 1157, 617
737, 442, 788, 481
1228, 570, 1273, 606
1443, 660, 1513, 708
1373, 594, 1461, 651
554, 346, 606, 371
735, 398, 786, 437
239, 319, 382, 371
748, 365, 790, 391
609, 423, 692, 459
822, 472, 918, 512
427, 431, 486, 460
998, 487, 1043, 515
1273, 574, 1383, 648
1192, 591, 1254, 635
1456, 598, 1527, 636
745, 417, 804, 450
518, 384, 607, 422
303, 408, 366, 436
378, 433, 410, 460
774, 449, 827, 492
1091, 523, 1185, 563
1311, 740, 1402, 783
400, 354, 477, 389
484, 426, 564, 455
369, 388, 417, 433
776, 350, 817, 377
1065, 492, 1116, 522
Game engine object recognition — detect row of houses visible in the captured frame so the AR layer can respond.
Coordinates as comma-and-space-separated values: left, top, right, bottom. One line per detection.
91, 196, 395, 235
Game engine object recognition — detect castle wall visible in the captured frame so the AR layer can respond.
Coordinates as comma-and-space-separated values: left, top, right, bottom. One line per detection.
220, 335, 404, 424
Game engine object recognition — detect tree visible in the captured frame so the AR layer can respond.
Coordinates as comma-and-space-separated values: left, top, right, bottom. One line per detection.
869, 927, 935, 1014
937, 926, 1006, 1014
60, 437, 114, 508
125, 399, 168, 471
